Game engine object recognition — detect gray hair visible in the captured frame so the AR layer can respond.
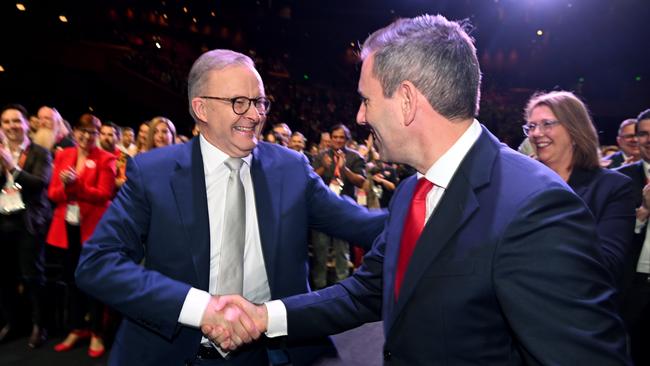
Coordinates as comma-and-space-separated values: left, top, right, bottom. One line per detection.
360, 14, 481, 121
187, 49, 256, 122
618, 118, 637, 136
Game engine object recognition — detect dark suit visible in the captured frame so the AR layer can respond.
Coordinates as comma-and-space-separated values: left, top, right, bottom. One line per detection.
615, 160, 650, 365
282, 126, 629, 365
0, 142, 51, 328
603, 151, 626, 169
567, 167, 635, 290
75, 138, 386, 366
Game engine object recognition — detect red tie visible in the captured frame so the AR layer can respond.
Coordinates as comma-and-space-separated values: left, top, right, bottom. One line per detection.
394, 178, 434, 298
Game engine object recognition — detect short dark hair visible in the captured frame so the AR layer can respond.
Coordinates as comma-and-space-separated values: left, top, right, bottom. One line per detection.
102, 122, 122, 137
1, 104, 29, 120
330, 123, 351, 140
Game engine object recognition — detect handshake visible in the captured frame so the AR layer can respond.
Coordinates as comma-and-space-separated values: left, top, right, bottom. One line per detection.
199, 295, 268, 351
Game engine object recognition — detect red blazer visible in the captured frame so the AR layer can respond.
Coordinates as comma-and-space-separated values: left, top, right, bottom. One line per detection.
47, 146, 116, 249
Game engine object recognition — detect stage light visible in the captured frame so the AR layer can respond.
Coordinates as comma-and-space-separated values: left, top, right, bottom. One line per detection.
211, 11, 216, 17
16, 3, 26, 11
578, 77, 585, 83
59, 15, 68, 23
303, 74, 309, 80
163, 13, 168, 19
536, 29, 544, 36
636, 76, 642, 82
183, 6, 189, 14
0, 65, 5, 72
192, 17, 197, 23
155, 41, 161, 49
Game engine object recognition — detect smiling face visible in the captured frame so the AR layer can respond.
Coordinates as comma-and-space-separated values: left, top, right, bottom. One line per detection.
1, 108, 28, 144
153, 122, 173, 148
527, 105, 574, 171
193, 65, 266, 157
356, 54, 402, 163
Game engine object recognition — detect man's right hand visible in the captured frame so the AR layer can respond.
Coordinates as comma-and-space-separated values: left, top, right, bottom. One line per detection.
199, 296, 263, 351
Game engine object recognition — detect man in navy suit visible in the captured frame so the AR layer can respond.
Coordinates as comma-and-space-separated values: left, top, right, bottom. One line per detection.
603, 118, 639, 169
75, 49, 385, 366
207, 15, 630, 365
616, 108, 650, 365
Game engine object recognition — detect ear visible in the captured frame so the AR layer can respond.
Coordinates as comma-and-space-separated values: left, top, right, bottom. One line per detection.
399, 81, 418, 126
191, 97, 208, 123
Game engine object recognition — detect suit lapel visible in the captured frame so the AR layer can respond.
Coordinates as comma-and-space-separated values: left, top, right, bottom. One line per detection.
170, 139, 211, 291
250, 144, 282, 295
386, 126, 497, 330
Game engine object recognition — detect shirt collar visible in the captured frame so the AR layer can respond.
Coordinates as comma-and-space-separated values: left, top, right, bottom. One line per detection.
418, 119, 482, 188
199, 134, 252, 175
643, 160, 650, 180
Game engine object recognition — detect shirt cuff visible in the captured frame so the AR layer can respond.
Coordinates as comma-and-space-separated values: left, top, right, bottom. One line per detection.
178, 288, 211, 328
635, 218, 648, 234
264, 300, 288, 338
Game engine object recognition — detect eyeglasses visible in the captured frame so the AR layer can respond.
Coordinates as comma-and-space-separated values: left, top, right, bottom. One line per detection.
522, 120, 560, 137
619, 133, 637, 140
77, 128, 99, 136
200, 96, 271, 116
636, 131, 650, 140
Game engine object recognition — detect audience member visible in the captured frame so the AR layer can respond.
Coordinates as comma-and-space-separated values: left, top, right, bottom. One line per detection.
46, 114, 116, 358
604, 118, 640, 168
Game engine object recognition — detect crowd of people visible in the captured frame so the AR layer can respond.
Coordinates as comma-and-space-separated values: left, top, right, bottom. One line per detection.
1, 15, 650, 366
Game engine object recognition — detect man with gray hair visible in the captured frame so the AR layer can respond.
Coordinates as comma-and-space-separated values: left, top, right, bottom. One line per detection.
74, 49, 385, 365
603, 118, 640, 169
205, 14, 630, 365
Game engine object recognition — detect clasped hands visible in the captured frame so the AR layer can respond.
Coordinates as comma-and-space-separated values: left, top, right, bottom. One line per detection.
200, 295, 268, 351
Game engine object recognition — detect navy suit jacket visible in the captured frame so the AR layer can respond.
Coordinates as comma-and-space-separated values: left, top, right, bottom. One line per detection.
282, 126, 630, 365
567, 167, 635, 291
75, 138, 386, 366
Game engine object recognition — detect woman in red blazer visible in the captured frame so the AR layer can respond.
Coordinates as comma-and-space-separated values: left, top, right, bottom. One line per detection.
46, 114, 116, 358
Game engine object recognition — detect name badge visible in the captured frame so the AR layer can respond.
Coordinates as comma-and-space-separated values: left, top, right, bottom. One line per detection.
65, 203, 81, 225
0, 183, 25, 215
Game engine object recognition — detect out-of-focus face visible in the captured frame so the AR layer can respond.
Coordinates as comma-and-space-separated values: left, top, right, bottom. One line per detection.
273, 125, 291, 146
75, 126, 99, 152
122, 129, 134, 146
356, 54, 402, 162
137, 123, 149, 147
330, 128, 347, 150
527, 105, 573, 170
193, 65, 267, 157
319, 133, 331, 150
37, 107, 57, 130
637, 119, 650, 162
99, 125, 118, 152
1, 109, 28, 144
617, 123, 640, 158
289, 135, 305, 152
29, 116, 40, 132
153, 122, 173, 148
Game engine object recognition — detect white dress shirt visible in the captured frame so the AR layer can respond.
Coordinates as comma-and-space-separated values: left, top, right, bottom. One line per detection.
178, 135, 271, 327
265, 119, 482, 336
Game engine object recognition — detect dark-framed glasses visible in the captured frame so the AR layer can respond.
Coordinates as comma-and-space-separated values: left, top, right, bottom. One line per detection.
76, 128, 99, 136
200, 96, 271, 116
619, 133, 637, 140
636, 131, 650, 140
522, 119, 560, 137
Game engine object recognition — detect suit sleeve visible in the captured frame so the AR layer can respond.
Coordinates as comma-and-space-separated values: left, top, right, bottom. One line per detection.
283, 228, 385, 340
15, 148, 52, 194
595, 177, 636, 288
75, 157, 191, 339
494, 187, 629, 365
303, 153, 387, 249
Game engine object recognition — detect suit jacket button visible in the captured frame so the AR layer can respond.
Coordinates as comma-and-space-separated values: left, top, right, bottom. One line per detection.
383, 349, 392, 361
